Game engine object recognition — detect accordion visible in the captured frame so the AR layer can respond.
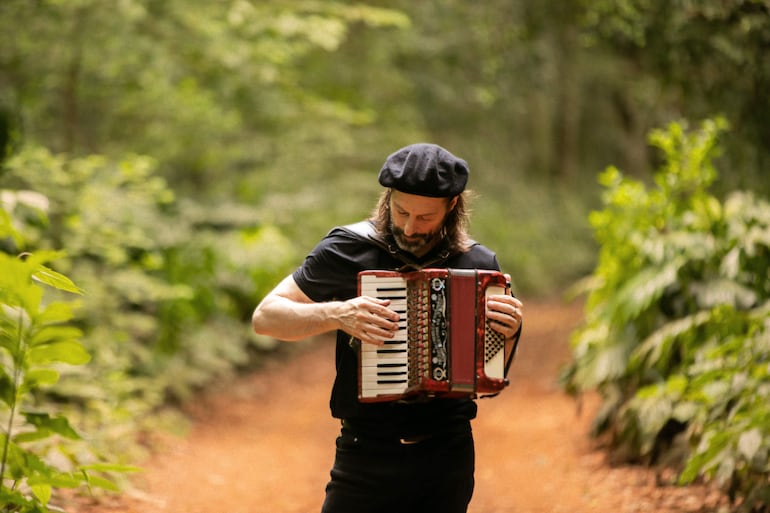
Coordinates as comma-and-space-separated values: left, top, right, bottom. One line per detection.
357, 268, 515, 403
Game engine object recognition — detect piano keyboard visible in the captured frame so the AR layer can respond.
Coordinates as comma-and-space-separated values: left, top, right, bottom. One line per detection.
359, 274, 410, 398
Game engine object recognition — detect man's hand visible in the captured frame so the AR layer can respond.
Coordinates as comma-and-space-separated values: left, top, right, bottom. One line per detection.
338, 296, 401, 346
485, 294, 524, 339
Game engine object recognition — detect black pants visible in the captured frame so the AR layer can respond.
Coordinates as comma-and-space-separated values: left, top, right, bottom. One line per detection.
321, 426, 475, 513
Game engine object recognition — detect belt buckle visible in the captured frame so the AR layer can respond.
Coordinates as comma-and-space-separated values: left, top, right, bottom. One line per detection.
399, 435, 429, 445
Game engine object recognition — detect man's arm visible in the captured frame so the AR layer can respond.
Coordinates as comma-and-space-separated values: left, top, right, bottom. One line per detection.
251, 275, 401, 344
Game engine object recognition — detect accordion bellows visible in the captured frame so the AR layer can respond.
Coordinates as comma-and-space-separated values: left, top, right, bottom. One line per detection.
357, 268, 512, 402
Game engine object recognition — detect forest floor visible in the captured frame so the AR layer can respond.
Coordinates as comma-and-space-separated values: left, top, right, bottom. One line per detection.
64, 299, 730, 513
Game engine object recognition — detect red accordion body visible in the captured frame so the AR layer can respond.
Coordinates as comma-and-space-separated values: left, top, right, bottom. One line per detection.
357, 268, 511, 402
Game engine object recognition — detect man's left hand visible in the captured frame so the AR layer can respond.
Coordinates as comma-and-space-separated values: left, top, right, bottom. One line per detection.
485, 294, 523, 339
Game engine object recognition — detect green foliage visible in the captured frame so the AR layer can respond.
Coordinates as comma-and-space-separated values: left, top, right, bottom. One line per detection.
473, 181, 596, 296
2, 146, 296, 449
0, 252, 137, 512
582, 0, 770, 191
0, 0, 409, 193
3, 0, 770, 301
564, 118, 770, 511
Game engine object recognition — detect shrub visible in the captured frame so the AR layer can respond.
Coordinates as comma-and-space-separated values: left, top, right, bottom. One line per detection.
563, 118, 770, 512
1, 146, 302, 502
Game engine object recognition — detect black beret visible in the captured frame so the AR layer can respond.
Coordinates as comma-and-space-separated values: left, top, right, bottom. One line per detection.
378, 143, 469, 197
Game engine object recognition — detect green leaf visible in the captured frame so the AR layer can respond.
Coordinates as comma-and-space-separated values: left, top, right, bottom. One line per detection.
632, 391, 674, 452
671, 401, 699, 424
27, 340, 91, 365
28, 471, 84, 488
34, 300, 78, 325
22, 412, 82, 440
14, 430, 56, 444
32, 264, 84, 295
23, 368, 61, 388
0, 370, 16, 407
81, 472, 121, 492
17, 249, 67, 269
29, 325, 84, 347
691, 278, 757, 310
80, 462, 143, 473
633, 310, 712, 368
608, 257, 684, 324
13, 279, 44, 320
714, 453, 737, 487
0, 206, 24, 246
680, 431, 729, 484
0, 487, 33, 509
665, 374, 689, 396
30, 482, 52, 505
737, 428, 762, 461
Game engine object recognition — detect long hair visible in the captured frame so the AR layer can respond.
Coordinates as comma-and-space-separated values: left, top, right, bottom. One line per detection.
370, 189, 475, 254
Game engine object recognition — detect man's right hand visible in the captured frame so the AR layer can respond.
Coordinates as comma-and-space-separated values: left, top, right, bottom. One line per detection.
338, 296, 401, 346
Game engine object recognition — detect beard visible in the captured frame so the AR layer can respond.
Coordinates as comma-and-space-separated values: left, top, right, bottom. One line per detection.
389, 223, 443, 255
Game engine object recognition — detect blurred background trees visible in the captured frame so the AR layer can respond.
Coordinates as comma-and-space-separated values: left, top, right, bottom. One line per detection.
4, 0, 768, 294
1, 0, 769, 508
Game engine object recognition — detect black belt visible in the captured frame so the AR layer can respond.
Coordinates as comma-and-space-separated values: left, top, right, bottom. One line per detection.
341, 419, 434, 445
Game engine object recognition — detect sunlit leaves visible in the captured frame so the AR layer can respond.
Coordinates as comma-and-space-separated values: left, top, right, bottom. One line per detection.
27, 340, 90, 366
0, 250, 126, 511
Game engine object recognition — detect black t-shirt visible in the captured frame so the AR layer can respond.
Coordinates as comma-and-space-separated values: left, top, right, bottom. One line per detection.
292, 221, 502, 437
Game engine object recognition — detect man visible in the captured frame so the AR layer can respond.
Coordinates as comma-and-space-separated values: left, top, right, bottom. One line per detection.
252, 143, 524, 513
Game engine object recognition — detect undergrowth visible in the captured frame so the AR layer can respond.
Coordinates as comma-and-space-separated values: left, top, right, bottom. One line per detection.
563, 118, 770, 512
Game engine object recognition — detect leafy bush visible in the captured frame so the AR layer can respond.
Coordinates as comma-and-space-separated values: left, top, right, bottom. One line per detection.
0, 250, 137, 512
1, 146, 296, 449
563, 118, 770, 511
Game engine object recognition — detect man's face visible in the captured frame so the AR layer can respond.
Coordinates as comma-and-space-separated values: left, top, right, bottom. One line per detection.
388, 190, 457, 257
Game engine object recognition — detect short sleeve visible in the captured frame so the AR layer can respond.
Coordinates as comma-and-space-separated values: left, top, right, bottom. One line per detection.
291, 228, 380, 303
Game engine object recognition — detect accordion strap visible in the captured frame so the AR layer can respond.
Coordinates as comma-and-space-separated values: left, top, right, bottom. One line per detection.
338, 220, 461, 270
477, 327, 521, 400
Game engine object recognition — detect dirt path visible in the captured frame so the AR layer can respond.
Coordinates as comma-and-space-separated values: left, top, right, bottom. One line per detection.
67, 299, 725, 513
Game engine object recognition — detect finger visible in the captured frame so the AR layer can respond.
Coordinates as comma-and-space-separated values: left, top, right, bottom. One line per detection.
488, 319, 517, 339
488, 297, 524, 323
359, 330, 384, 346
496, 295, 523, 310
364, 311, 402, 338
360, 296, 401, 323
359, 323, 397, 346
360, 295, 394, 308
486, 309, 514, 329
365, 308, 401, 332
486, 297, 516, 317
375, 305, 402, 323
485, 306, 522, 337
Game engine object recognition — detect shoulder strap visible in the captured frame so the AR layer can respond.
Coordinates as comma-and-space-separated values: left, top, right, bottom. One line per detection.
337, 220, 460, 271
338, 220, 383, 244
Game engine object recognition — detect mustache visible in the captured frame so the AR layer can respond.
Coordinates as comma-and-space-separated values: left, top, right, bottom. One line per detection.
390, 226, 433, 243
389, 224, 443, 254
